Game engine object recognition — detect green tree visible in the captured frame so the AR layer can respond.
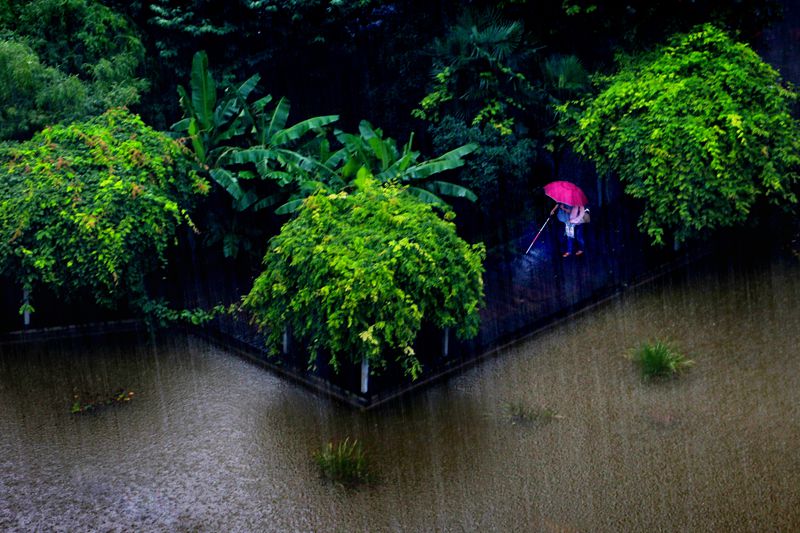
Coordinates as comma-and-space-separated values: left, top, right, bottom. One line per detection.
0, 0, 148, 116
0, 39, 89, 140
430, 115, 536, 217
564, 24, 800, 246
413, 9, 538, 135
0, 109, 208, 315
242, 175, 485, 379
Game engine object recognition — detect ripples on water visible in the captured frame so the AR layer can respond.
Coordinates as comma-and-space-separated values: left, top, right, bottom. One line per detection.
1, 254, 799, 531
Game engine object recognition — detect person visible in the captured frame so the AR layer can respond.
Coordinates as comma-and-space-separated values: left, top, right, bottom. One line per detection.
556, 203, 586, 257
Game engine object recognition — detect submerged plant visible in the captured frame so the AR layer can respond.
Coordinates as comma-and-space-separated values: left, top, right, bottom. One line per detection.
630, 340, 694, 380
70, 388, 135, 414
313, 438, 374, 487
502, 401, 560, 426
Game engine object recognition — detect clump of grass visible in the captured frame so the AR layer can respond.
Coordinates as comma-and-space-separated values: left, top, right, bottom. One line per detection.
313, 438, 374, 487
630, 340, 693, 380
502, 401, 561, 426
70, 388, 135, 414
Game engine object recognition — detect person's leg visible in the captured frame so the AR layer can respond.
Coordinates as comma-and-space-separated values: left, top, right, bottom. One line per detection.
560, 225, 569, 256
565, 235, 573, 256
575, 224, 585, 255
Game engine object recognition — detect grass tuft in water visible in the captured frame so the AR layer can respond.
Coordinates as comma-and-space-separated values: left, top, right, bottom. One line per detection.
502, 401, 561, 426
630, 340, 693, 380
313, 438, 374, 486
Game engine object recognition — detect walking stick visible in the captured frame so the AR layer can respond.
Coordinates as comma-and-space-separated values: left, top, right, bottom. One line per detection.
525, 205, 559, 255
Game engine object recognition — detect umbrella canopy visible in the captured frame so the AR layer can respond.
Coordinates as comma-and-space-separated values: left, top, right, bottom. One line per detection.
544, 181, 588, 207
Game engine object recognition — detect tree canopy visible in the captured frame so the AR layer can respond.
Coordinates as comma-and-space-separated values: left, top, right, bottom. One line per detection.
242, 175, 485, 379
0, 108, 207, 314
564, 24, 800, 245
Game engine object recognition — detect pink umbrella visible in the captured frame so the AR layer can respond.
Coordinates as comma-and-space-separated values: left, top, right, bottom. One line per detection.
544, 181, 588, 207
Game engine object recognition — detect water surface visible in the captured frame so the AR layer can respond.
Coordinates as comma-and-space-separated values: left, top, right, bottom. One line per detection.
1, 254, 799, 531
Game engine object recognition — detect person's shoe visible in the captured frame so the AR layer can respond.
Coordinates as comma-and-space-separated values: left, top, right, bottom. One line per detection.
562, 252, 571, 258
575, 250, 584, 256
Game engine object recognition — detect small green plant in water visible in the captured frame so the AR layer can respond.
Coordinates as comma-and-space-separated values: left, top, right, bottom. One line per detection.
70, 388, 135, 414
313, 438, 374, 487
630, 340, 694, 380
502, 401, 561, 426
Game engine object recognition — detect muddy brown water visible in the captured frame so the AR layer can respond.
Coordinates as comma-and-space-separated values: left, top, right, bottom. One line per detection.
1, 254, 799, 532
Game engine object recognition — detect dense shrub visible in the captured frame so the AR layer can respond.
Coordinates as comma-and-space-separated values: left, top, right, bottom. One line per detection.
430, 115, 536, 215
0, 109, 207, 314
564, 24, 800, 246
242, 176, 485, 379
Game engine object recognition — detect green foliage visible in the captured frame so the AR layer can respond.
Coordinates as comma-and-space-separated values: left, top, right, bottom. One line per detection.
0, 0, 148, 114
564, 25, 800, 245
430, 115, 535, 213
413, 10, 538, 135
70, 388, 135, 414
315, 120, 478, 207
173, 51, 338, 204
313, 438, 375, 487
629, 340, 694, 380
0, 108, 208, 314
175, 51, 477, 224
0, 39, 89, 140
242, 178, 485, 379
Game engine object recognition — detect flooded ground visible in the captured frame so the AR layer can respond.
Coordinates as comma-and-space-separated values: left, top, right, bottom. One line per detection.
1, 252, 799, 531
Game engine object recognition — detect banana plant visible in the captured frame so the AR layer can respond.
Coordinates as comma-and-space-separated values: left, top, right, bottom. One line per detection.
268, 120, 479, 214
213, 96, 339, 211
333, 120, 479, 205
171, 51, 341, 257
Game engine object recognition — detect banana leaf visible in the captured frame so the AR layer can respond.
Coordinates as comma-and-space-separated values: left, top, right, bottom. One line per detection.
234, 190, 259, 211
405, 186, 448, 205
175, 85, 195, 123
270, 115, 339, 146
190, 51, 216, 131
424, 180, 477, 202
275, 198, 306, 215
170, 117, 191, 133
265, 97, 290, 142
226, 147, 275, 165
209, 168, 244, 201
403, 158, 466, 180
235, 73, 261, 102
187, 118, 206, 163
